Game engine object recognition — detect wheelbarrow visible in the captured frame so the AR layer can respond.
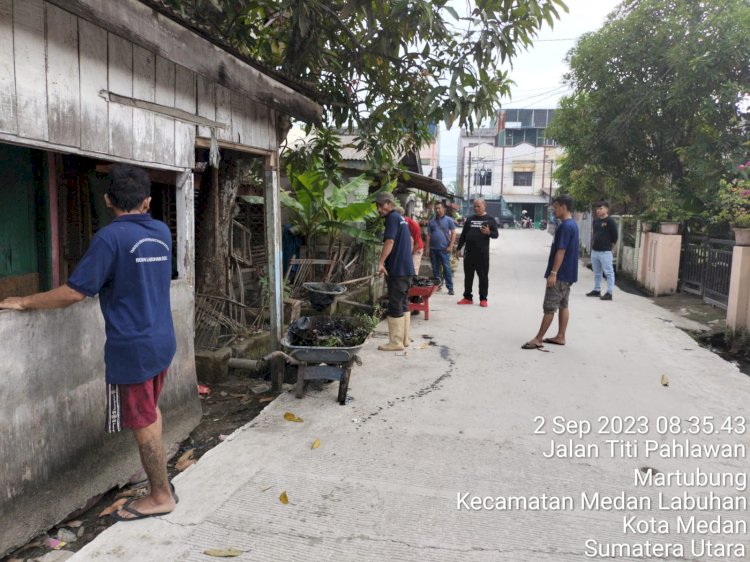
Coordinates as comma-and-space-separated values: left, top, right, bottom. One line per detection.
281, 316, 367, 405
303, 282, 347, 311
408, 282, 439, 320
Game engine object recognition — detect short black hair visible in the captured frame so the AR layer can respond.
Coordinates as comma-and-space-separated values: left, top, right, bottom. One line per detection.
108, 164, 151, 211
554, 194, 574, 212
595, 200, 610, 209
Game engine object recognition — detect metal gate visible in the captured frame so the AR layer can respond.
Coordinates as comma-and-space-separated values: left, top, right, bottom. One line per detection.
680, 237, 734, 309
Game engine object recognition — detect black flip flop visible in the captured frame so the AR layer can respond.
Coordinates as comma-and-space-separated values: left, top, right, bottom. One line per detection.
542, 338, 565, 346
110, 499, 173, 522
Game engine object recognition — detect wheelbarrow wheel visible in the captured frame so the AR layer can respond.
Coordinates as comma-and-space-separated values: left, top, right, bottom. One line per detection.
337, 366, 351, 405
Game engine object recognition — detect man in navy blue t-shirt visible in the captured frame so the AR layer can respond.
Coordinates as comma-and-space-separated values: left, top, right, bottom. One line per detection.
523, 195, 580, 350
375, 191, 415, 351
0, 164, 178, 521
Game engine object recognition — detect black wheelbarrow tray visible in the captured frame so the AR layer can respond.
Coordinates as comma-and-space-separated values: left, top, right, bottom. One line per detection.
281, 317, 368, 405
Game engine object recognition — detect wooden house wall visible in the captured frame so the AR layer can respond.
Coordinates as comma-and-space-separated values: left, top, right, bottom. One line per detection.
0, 0, 276, 171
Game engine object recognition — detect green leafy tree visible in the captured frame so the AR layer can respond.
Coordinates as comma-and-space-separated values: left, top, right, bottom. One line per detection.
162, 0, 568, 297
548, 0, 750, 213
280, 161, 379, 251
163, 0, 567, 159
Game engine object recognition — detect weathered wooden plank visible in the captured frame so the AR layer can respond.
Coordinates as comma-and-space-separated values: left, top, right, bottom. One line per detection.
14, 0, 48, 140
46, 4, 80, 147
108, 33, 133, 159
175, 170, 194, 283
132, 45, 155, 162
230, 90, 246, 146
174, 65, 195, 168
0, 0, 17, 134
154, 56, 175, 166
79, 19, 108, 153
215, 84, 231, 142
196, 74, 215, 139
45, 0, 321, 125
266, 108, 277, 152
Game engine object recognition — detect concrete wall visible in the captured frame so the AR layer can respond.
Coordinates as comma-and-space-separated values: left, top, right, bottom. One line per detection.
0, 280, 201, 556
621, 246, 636, 276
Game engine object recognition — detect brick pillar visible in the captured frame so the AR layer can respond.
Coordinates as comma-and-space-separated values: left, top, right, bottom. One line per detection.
727, 246, 750, 331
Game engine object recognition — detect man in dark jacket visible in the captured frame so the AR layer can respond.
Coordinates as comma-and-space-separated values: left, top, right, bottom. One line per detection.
586, 201, 618, 300
456, 198, 499, 307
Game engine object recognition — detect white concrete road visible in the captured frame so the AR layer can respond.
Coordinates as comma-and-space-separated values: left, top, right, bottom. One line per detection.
73, 230, 750, 562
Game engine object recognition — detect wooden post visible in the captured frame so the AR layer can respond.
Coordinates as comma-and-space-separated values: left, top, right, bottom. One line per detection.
175, 170, 195, 285
265, 151, 284, 391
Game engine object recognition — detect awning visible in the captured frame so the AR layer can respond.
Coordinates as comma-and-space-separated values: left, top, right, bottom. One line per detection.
397, 171, 448, 197
503, 194, 550, 204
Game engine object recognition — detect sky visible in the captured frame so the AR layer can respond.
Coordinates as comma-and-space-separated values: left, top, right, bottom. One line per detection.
439, 0, 622, 187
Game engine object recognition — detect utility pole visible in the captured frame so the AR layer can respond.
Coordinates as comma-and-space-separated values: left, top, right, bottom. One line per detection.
467, 153, 472, 208
500, 145, 505, 197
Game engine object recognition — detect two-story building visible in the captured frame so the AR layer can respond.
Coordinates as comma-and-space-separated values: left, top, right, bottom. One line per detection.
457, 108, 565, 224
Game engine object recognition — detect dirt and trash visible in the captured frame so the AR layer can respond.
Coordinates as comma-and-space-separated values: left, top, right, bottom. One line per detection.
287, 315, 373, 347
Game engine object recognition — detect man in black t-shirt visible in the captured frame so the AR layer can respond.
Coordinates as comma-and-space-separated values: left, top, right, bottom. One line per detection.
586, 201, 618, 300
456, 198, 499, 307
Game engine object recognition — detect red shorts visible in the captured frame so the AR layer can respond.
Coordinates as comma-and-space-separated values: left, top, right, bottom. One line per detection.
106, 369, 168, 433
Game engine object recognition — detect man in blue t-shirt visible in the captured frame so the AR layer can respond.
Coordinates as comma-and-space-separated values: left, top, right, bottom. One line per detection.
425, 201, 456, 294
375, 191, 415, 351
0, 164, 178, 521
523, 195, 580, 350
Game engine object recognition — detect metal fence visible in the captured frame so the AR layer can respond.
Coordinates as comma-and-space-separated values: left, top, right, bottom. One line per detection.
681, 237, 734, 309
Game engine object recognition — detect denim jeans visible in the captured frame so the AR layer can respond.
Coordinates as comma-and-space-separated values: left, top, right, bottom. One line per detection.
429, 249, 453, 291
591, 250, 615, 294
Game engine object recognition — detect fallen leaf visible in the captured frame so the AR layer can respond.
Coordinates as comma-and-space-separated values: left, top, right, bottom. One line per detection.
660, 374, 669, 387
311, 439, 321, 450
279, 491, 289, 504
203, 548, 243, 557
259, 396, 274, 403
98, 498, 128, 517
284, 412, 303, 422
176, 448, 196, 471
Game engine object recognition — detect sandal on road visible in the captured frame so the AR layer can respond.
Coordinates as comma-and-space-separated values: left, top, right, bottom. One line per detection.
542, 338, 565, 346
521, 341, 544, 350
